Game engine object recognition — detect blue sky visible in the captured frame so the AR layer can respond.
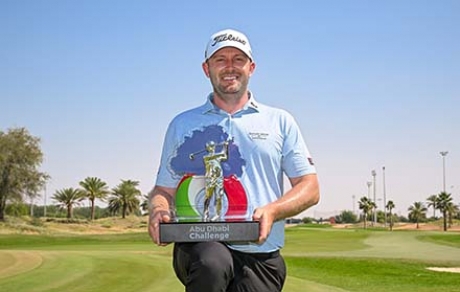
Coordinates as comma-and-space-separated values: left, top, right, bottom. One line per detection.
1, 1, 459, 218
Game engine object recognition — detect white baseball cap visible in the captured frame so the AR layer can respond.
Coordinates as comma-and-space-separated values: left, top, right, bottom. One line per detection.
205, 29, 253, 61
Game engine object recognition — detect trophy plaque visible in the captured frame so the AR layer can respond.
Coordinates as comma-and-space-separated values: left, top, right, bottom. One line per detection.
159, 140, 259, 243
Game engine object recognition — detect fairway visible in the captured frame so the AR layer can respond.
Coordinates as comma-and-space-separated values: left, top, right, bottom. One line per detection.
1, 226, 459, 292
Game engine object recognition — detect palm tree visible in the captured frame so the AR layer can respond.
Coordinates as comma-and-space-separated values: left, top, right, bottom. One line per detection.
370, 200, 377, 225
408, 202, 427, 229
358, 196, 373, 229
426, 194, 438, 219
52, 188, 85, 219
79, 177, 109, 221
436, 192, 453, 231
108, 180, 141, 218
386, 200, 395, 231
446, 202, 459, 228
140, 194, 149, 215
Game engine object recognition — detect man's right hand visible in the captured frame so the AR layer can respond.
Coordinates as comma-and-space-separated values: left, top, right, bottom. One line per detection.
148, 185, 176, 246
149, 208, 172, 246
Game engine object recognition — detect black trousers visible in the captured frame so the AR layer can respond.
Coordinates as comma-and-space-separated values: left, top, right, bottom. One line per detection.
173, 242, 286, 292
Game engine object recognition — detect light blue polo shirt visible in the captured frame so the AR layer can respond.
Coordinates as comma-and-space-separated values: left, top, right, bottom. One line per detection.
156, 92, 316, 253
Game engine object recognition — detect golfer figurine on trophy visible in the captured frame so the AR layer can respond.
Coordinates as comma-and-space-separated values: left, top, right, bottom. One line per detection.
159, 139, 259, 243
196, 140, 228, 222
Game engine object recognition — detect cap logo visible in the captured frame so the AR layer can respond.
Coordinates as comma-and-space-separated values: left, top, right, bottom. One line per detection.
211, 33, 246, 47
205, 29, 253, 60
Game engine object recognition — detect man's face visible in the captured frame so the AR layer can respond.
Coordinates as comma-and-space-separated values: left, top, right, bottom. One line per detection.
203, 47, 255, 98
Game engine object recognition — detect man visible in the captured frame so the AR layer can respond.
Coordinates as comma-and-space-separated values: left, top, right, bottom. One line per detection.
149, 28, 320, 292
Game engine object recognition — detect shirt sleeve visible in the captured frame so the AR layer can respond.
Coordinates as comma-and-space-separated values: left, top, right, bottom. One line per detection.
155, 120, 182, 188
281, 113, 316, 178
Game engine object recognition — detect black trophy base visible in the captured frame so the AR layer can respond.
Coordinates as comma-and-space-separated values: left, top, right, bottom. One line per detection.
160, 221, 259, 243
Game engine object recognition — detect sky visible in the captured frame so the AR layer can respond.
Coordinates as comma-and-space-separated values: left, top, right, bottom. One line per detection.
1, 1, 459, 218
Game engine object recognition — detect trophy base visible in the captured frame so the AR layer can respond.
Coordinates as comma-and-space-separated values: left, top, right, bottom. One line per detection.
160, 221, 259, 243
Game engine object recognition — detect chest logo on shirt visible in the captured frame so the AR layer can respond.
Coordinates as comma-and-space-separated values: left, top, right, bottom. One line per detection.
248, 132, 269, 140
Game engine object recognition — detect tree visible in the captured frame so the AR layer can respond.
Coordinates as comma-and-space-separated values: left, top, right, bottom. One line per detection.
24, 172, 44, 217
408, 202, 427, 229
386, 200, 395, 231
426, 194, 438, 219
108, 180, 141, 218
52, 188, 85, 219
140, 194, 149, 215
334, 210, 358, 224
79, 177, 109, 221
370, 201, 377, 224
358, 196, 373, 229
436, 192, 453, 231
446, 202, 458, 228
0, 127, 49, 221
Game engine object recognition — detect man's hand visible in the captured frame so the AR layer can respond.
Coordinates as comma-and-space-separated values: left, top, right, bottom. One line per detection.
148, 185, 176, 246
149, 208, 172, 246
252, 206, 276, 244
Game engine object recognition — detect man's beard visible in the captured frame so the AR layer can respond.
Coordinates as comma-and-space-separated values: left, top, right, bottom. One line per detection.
211, 71, 249, 101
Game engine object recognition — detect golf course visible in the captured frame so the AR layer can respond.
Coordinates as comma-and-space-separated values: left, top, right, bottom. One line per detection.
0, 218, 459, 292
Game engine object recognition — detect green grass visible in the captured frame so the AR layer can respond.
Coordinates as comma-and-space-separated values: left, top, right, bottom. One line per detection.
286, 257, 459, 292
417, 233, 460, 248
1, 226, 460, 291
284, 226, 370, 253
0, 251, 178, 292
0, 233, 153, 250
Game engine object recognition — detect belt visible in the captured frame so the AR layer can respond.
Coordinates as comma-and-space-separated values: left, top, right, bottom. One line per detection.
234, 249, 280, 260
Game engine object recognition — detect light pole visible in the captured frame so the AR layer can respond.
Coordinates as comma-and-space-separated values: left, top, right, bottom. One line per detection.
371, 170, 377, 225
366, 181, 372, 199
352, 195, 356, 215
382, 166, 387, 228
440, 151, 448, 193
43, 184, 47, 218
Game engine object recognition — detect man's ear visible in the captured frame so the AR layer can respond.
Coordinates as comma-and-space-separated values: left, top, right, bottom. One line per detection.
202, 62, 210, 78
249, 62, 256, 77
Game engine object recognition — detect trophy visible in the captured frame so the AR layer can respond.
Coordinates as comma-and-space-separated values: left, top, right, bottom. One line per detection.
159, 140, 259, 243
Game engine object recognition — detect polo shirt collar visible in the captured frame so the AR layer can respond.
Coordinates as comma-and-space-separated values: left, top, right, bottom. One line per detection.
201, 91, 260, 114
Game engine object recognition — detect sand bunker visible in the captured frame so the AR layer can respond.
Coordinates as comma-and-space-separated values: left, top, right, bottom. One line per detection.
427, 267, 460, 273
